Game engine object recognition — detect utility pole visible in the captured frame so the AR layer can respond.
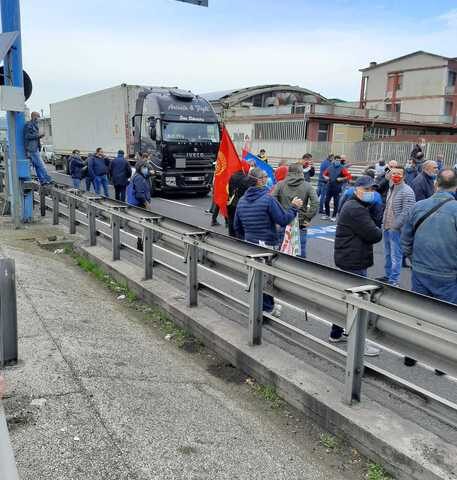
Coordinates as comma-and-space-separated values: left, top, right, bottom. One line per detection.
1, 0, 29, 227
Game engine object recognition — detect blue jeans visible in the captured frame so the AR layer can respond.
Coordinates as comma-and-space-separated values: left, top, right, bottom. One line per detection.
412, 271, 457, 305
72, 178, 81, 189
94, 174, 109, 197
318, 182, 327, 213
325, 184, 341, 218
30, 151, 52, 184
384, 229, 402, 285
330, 269, 367, 339
85, 177, 93, 192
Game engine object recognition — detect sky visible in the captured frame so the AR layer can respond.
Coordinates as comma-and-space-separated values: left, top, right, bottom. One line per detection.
11, 0, 457, 112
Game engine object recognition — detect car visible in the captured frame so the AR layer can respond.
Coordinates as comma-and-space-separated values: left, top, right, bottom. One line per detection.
41, 145, 55, 164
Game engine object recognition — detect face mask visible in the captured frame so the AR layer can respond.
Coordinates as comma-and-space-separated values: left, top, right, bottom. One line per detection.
333, 161, 341, 167
391, 174, 403, 185
141, 167, 149, 176
361, 191, 375, 203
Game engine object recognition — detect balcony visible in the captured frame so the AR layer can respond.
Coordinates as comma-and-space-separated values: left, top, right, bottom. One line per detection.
224, 102, 455, 126
445, 85, 456, 96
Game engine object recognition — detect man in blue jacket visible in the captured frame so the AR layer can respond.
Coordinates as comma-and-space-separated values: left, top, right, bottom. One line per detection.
402, 169, 457, 304
68, 150, 84, 189
411, 160, 438, 201
234, 167, 302, 315
127, 159, 152, 209
317, 154, 333, 214
88, 147, 110, 197
23, 111, 52, 184
109, 150, 132, 202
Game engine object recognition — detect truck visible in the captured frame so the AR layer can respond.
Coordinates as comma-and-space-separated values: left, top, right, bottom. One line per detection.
50, 84, 220, 195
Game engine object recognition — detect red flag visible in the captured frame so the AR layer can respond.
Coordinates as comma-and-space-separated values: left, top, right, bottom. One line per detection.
213, 127, 243, 218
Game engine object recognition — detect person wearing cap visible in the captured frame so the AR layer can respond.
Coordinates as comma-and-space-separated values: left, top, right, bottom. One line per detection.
331, 175, 382, 352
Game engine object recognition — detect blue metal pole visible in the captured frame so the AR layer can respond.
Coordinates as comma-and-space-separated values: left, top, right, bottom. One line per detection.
1, 0, 32, 224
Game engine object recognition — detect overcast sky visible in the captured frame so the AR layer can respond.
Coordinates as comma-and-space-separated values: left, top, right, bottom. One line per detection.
15, 0, 457, 113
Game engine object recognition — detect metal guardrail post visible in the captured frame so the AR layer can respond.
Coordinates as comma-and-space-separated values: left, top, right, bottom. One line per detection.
52, 191, 59, 225
39, 186, 46, 217
0, 258, 18, 366
247, 264, 263, 346
68, 197, 76, 235
186, 244, 199, 307
143, 226, 153, 280
88, 204, 97, 247
344, 285, 380, 405
111, 214, 121, 261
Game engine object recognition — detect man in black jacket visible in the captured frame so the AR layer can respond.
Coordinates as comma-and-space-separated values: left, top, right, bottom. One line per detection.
330, 176, 383, 352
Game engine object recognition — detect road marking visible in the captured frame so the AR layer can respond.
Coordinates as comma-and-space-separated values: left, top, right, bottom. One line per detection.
157, 199, 195, 208
316, 236, 335, 242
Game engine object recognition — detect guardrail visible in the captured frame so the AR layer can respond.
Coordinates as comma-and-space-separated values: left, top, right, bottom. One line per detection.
35, 184, 457, 409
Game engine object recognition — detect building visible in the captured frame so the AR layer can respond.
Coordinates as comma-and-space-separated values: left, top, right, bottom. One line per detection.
201, 84, 329, 116
359, 51, 457, 123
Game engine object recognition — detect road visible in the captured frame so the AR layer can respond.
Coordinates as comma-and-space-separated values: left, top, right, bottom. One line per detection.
49, 167, 411, 290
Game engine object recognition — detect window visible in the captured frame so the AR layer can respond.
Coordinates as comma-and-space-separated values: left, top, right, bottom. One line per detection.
386, 74, 402, 93
253, 121, 306, 141
386, 103, 401, 113
364, 127, 396, 140
445, 101, 454, 116
317, 123, 329, 142
448, 71, 457, 87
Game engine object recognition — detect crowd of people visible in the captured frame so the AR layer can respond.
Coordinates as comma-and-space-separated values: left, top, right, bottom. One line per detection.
216, 146, 457, 327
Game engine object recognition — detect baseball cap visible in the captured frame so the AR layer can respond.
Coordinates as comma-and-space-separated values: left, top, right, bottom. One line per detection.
355, 175, 376, 188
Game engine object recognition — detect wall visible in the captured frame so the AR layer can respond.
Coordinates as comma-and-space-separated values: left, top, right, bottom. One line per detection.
363, 53, 447, 115
332, 124, 364, 143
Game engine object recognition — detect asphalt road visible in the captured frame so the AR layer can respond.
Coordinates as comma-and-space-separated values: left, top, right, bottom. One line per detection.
49, 167, 411, 290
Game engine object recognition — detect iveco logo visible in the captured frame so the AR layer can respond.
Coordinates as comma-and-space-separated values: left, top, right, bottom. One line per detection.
187, 153, 205, 158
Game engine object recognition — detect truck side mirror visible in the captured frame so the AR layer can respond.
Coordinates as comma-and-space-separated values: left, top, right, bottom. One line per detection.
148, 117, 157, 141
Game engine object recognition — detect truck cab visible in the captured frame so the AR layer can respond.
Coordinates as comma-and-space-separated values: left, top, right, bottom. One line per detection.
133, 88, 220, 195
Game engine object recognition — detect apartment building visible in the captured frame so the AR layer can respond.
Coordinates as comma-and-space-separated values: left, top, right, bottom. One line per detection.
359, 51, 457, 123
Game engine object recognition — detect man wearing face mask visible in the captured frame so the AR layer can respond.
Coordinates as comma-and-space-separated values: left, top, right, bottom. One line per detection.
301, 153, 315, 182
380, 166, 416, 286
322, 155, 352, 221
376, 160, 398, 203
411, 161, 438, 202
127, 159, 152, 209
330, 175, 382, 354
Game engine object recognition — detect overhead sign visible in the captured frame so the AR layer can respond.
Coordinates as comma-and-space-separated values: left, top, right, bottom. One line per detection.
175, 0, 208, 6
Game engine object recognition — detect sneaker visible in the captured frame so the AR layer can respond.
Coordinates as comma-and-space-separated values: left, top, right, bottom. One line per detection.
329, 335, 348, 343
375, 276, 389, 283
364, 343, 381, 357
271, 304, 282, 318
204, 209, 212, 215
321, 215, 329, 220
211, 220, 221, 226
330, 217, 337, 222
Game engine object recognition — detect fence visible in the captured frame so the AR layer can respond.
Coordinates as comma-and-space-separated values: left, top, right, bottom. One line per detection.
233, 138, 457, 167
34, 184, 457, 413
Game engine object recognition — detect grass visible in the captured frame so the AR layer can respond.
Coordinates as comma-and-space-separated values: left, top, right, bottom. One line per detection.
252, 383, 283, 409
367, 463, 392, 480
320, 432, 340, 450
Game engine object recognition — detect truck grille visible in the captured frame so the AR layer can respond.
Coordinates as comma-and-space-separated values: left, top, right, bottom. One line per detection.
174, 154, 214, 169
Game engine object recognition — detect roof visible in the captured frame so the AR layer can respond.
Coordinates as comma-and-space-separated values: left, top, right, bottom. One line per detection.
359, 50, 457, 72
200, 84, 327, 106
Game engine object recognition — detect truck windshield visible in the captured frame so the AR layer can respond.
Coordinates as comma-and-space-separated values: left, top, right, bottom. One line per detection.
162, 122, 220, 143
